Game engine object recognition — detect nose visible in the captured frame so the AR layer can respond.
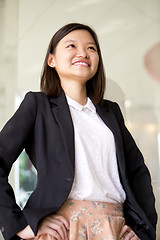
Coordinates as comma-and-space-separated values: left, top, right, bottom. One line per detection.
76, 47, 88, 58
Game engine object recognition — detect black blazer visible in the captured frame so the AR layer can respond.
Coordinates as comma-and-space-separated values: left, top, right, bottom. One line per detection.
0, 90, 157, 240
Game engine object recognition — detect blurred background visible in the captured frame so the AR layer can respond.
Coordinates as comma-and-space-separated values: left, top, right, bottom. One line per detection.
0, 0, 160, 239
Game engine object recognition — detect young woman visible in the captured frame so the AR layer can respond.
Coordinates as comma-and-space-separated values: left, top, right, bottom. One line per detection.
0, 23, 157, 240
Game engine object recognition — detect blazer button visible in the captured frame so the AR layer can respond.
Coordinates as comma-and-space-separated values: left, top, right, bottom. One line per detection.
64, 178, 71, 181
1, 226, 4, 232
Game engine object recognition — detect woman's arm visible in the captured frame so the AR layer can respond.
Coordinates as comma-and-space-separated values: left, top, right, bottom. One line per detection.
0, 92, 37, 240
112, 102, 157, 229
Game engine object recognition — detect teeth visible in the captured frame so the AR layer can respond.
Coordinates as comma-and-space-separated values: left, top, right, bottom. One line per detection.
73, 62, 88, 66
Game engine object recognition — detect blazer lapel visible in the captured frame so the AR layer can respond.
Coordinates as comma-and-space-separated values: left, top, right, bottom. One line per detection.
95, 103, 126, 178
49, 92, 126, 179
49, 90, 75, 169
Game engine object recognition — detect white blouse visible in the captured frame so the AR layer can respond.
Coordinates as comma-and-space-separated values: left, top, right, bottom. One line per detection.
66, 95, 126, 204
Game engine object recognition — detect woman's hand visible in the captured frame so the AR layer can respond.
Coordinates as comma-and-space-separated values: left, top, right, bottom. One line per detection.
120, 225, 140, 240
17, 225, 35, 239
37, 214, 70, 240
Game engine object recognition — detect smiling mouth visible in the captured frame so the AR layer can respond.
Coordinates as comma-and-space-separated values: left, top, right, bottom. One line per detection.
72, 61, 90, 67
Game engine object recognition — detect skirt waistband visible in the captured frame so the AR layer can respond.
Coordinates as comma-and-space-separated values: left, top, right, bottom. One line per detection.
60, 198, 124, 217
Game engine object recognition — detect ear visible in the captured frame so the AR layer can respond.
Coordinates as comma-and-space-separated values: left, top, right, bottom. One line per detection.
48, 53, 55, 68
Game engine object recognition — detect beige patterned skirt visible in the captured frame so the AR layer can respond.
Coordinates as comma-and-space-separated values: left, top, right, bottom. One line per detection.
36, 199, 125, 240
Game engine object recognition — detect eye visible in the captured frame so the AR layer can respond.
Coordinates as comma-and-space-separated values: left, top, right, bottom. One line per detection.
67, 44, 76, 48
88, 46, 97, 51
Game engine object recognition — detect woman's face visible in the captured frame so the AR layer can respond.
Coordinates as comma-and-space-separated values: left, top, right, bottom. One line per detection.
48, 29, 99, 85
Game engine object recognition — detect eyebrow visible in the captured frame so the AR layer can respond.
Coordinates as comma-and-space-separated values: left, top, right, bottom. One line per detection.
64, 40, 96, 46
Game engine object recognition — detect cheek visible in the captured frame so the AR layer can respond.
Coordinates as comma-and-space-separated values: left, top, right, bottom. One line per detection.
59, 53, 74, 66
54, 55, 67, 69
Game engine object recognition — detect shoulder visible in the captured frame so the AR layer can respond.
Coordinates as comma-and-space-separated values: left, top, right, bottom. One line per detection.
99, 99, 124, 123
101, 99, 120, 112
15, 91, 50, 118
23, 91, 49, 106
24, 91, 48, 100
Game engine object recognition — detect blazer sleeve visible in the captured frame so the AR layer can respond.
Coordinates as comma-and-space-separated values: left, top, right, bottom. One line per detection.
0, 92, 37, 240
111, 102, 157, 229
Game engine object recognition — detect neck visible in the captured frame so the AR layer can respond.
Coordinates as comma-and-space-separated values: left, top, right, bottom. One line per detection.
61, 80, 87, 106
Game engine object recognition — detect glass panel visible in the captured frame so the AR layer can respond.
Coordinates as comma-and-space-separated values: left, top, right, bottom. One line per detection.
17, 151, 37, 208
